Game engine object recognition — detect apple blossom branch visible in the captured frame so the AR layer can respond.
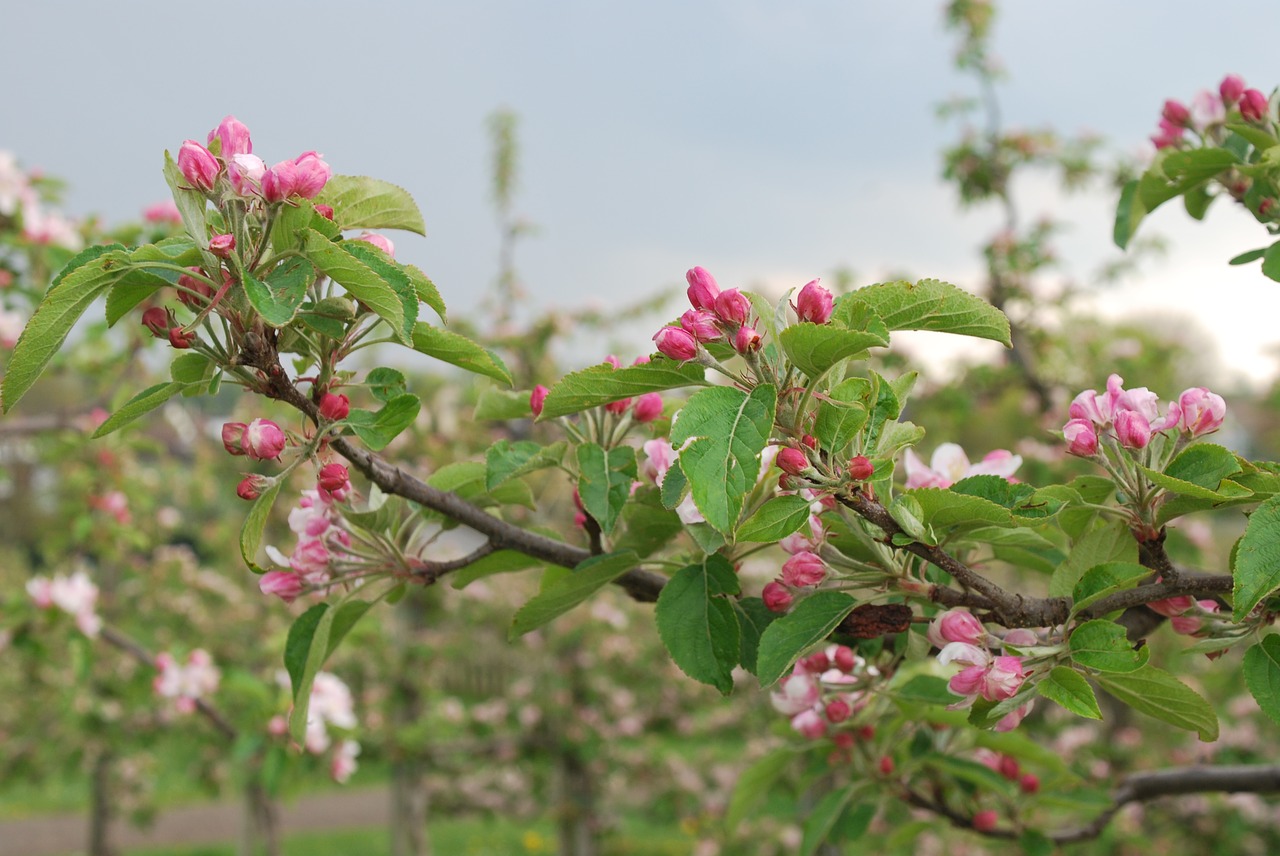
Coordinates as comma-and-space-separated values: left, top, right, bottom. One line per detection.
98, 625, 237, 740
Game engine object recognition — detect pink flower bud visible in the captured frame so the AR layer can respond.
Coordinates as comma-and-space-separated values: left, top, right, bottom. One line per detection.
762, 581, 793, 612
1062, 418, 1098, 457
1151, 119, 1185, 150
142, 307, 170, 338
791, 709, 827, 739
314, 204, 335, 220
793, 279, 834, 324
733, 325, 762, 354
1002, 629, 1039, 649
997, 755, 1020, 781
928, 609, 986, 647
679, 309, 721, 342
1241, 89, 1269, 122
290, 151, 331, 199
227, 154, 266, 196
776, 447, 810, 476
222, 422, 247, 456
1161, 99, 1191, 128
1178, 387, 1226, 437
685, 266, 720, 311
781, 551, 827, 588
530, 385, 550, 417
603, 354, 622, 369
1019, 773, 1040, 794
178, 141, 220, 191
1221, 75, 1246, 106
209, 233, 235, 258
243, 418, 287, 461
1148, 594, 1193, 617
948, 664, 987, 697
713, 288, 751, 326
318, 393, 350, 421
236, 475, 267, 501
653, 325, 698, 362
972, 810, 999, 833
207, 115, 253, 159
1113, 409, 1151, 449
168, 327, 195, 349
831, 645, 856, 673
353, 231, 395, 258
632, 393, 663, 423
604, 397, 632, 415
848, 455, 874, 481
259, 570, 304, 603
825, 698, 852, 723
632, 355, 651, 366
980, 656, 1026, 702
318, 463, 350, 494
801, 651, 830, 673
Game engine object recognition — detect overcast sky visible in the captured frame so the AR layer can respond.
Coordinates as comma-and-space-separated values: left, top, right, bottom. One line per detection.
7, 1, 1280, 384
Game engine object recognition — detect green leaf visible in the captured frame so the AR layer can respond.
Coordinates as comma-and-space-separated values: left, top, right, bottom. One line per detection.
239, 477, 284, 568
799, 784, 860, 856
170, 352, 212, 384
1161, 147, 1240, 183
814, 377, 871, 454
268, 199, 333, 253
1141, 443, 1249, 504
91, 382, 184, 438
410, 323, 512, 386
284, 604, 327, 707
1049, 522, 1135, 598
779, 319, 889, 379
1263, 243, 1280, 283
893, 675, 958, 707
1225, 122, 1277, 151
949, 475, 1061, 522
243, 257, 315, 327
475, 387, 536, 420
1096, 665, 1219, 741
427, 460, 535, 510
1072, 561, 1151, 615
1069, 619, 1149, 673
449, 550, 543, 589
299, 228, 409, 344
1243, 635, 1280, 726
402, 263, 446, 322
838, 278, 1011, 347
509, 551, 639, 638
906, 487, 1015, 533
670, 385, 776, 535
888, 494, 934, 545
655, 555, 741, 694
733, 597, 778, 675
576, 443, 636, 535
366, 367, 407, 402
1234, 494, 1280, 621
737, 495, 813, 542
660, 456, 688, 510
755, 591, 858, 687
343, 241, 418, 342
724, 747, 795, 831
614, 492, 684, 559
1230, 247, 1269, 266
1114, 178, 1146, 249
2, 246, 128, 412
539, 358, 710, 419
345, 394, 421, 451
485, 439, 566, 490
315, 175, 426, 235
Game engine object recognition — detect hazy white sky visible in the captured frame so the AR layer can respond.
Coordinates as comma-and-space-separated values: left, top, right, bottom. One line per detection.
6, 1, 1280, 384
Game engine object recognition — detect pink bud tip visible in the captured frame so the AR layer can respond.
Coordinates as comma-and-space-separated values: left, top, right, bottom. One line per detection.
652, 326, 698, 362
878, 756, 895, 776
236, 475, 265, 501
1062, 418, 1099, 457
168, 327, 196, 349
1220, 75, 1246, 106
604, 397, 632, 415
530, 385, 550, 417
732, 325, 761, 354
209, 233, 235, 258
177, 141, 220, 192
318, 462, 350, 494
1241, 89, 1269, 122
222, 423, 248, 456
353, 232, 395, 258
318, 392, 351, 421
1161, 99, 1191, 128
1019, 773, 1040, 794
781, 551, 827, 588
972, 810, 999, 833
685, 266, 721, 311
776, 447, 809, 476
141, 307, 170, 338
632, 392, 663, 423
793, 279, 834, 324
314, 204, 335, 221
242, 418, 287, 461
713, 288, 751, 326
848, 455, 874, 481
762, 581, 793, 613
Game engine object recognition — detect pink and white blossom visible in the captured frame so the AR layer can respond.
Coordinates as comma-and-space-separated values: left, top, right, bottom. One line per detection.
903, 444, 1021, 489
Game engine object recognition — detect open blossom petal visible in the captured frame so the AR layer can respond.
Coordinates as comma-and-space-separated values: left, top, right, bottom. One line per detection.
937, 642, 991, 668
967, 449, 1023, 480
930, 443, 972, 484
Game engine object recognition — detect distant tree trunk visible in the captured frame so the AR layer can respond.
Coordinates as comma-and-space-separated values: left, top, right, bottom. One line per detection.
555, 746, 599, 856
240, 775, 280, 856
390, 594, 433, 856
88, 749, 117, 856
391, 759, 430, 856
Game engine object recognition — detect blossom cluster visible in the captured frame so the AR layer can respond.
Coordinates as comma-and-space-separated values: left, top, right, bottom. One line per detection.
153, 649, 221, 715
0, 150, 82, 250
903, 443, 1022, 489
26, 570, 101, 637
1063, 375, 1225, 455
931, 608, 1034, 731
177, 116, 331, 203
1150, 75, 1270, 149
770, 644, 878, 741
259, 477, 354, 603
651, 267, 833, 362
272, 670, 360, 783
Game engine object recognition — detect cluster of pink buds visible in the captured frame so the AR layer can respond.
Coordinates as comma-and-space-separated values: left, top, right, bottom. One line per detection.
974, 748, 1040, 795
763, 550, 829, 613
1063, 375, 1225, 456
1151, 75, 1270, 149
903, 443, 1021, 489
1149, 588, 1225, 641
26, 570, 101, 637
153, 649, 220, 715
222, 418, 288, 461
259, 484, 354, 603
178, 116, 331, 202
771, 645, 876, 741
652, 267, 833, 362
932, 609, 1035, 731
